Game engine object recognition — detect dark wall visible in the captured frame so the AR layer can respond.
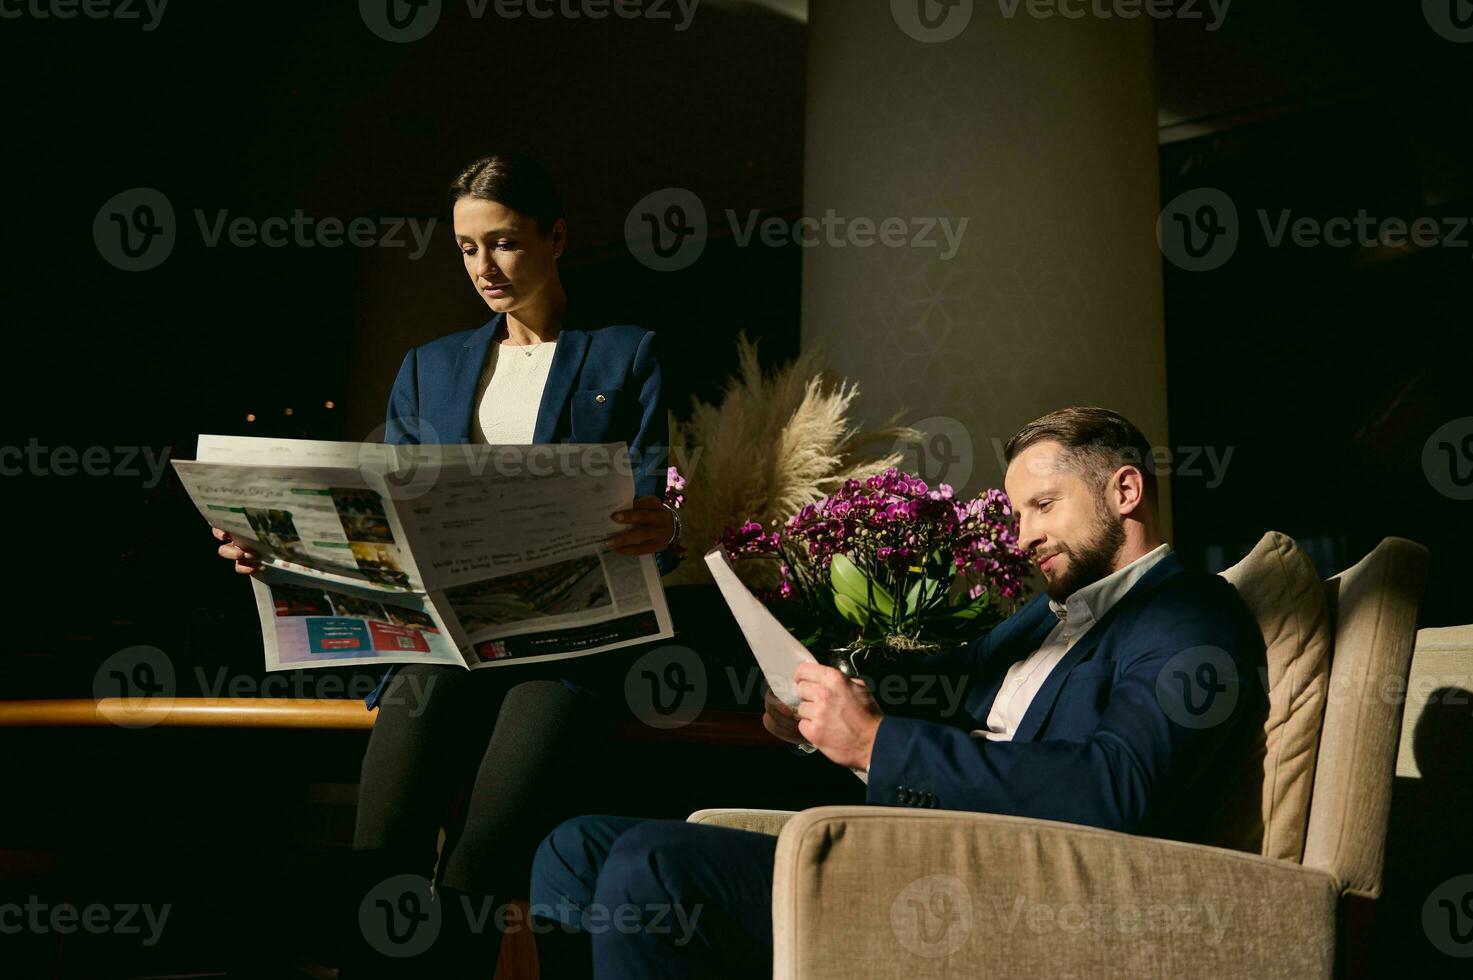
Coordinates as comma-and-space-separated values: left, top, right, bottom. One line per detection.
1, 2, 805, 696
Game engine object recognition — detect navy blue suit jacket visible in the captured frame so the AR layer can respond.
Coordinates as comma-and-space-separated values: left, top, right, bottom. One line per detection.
383, 313, 669, 499
364, 313, 672, 709
867, 553, 1265, 840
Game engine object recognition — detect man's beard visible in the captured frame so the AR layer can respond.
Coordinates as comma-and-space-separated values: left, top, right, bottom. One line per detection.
1045, 505, 1126, 602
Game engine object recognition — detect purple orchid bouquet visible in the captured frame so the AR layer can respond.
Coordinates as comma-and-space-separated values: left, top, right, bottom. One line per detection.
721, 468, 1032, 656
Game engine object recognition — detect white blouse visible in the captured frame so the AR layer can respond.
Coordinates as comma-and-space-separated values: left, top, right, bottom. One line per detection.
471, 341, 558, 445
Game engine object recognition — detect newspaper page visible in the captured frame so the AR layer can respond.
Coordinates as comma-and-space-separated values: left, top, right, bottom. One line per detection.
173, 437, 674, 671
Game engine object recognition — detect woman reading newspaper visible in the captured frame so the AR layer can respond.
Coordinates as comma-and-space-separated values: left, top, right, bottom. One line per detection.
212, 153, 679, 974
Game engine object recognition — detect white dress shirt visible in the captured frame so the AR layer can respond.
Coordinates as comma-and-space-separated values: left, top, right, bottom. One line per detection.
976, 542, 1172, 741
472, 341, 557, 445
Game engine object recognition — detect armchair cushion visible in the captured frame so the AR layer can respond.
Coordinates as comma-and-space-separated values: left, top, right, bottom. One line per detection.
687, 808, 800, 836
1214, 531, 1332, 861
771, 806, 1339, 980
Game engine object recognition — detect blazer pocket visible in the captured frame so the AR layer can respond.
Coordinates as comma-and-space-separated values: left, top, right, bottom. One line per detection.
1056, 661, 1115, 713
570, 388, 624, 443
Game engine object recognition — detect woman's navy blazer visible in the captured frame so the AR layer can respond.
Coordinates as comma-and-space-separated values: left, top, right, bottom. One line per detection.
364, 312, 671, 709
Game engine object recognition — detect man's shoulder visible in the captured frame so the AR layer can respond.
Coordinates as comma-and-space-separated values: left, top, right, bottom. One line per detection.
1116, 565, 1256, 648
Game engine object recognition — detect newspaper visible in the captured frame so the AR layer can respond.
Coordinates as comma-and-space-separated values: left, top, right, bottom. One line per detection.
173, 435, 674, 672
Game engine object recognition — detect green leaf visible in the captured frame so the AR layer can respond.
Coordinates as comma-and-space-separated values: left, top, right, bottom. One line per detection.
833, 592, 871, 628
830, 553, 895, 620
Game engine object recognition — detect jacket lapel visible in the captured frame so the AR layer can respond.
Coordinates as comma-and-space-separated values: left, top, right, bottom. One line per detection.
442, 316, 502, 444
533, 329, 590, 444
1011, 553, 1186, 743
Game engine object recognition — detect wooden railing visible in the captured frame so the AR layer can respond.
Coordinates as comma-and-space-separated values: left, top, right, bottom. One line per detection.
0, 698, 778, 745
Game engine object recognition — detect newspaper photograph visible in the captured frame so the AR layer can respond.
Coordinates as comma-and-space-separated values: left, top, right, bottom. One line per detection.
174, 436, 674, 671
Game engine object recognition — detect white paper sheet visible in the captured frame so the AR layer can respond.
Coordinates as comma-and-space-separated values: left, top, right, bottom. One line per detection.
703, 548, 816, 708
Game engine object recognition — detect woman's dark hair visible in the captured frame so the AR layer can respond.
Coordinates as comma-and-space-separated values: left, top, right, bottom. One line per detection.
448, 152, 564, 233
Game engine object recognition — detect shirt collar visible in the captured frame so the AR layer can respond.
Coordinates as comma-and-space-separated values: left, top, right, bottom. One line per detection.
1047, 542, 1173, 626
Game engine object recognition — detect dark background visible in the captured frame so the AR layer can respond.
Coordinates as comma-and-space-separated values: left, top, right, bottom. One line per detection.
0, 2, 1468, 975
1, 2, 1467, 698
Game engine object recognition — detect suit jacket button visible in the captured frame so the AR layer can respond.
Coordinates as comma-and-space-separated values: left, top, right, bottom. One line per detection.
595, 393, 607, 403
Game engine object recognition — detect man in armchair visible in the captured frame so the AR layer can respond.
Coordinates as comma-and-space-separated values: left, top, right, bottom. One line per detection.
528, 406, 1266, 978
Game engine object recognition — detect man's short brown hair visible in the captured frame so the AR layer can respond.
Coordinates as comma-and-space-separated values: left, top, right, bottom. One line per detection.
1004, 406, 1158, 507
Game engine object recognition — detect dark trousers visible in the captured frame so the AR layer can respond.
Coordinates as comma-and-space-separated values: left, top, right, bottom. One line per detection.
348, 660, 625, 974
529, 814, 779, 980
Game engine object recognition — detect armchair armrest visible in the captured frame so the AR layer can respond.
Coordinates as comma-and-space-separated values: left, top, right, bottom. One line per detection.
687, 808, 800, 836
771, 806, 1341, 980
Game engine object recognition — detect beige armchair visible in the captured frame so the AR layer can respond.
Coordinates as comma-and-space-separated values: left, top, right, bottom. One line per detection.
690, 534, 1429, 979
